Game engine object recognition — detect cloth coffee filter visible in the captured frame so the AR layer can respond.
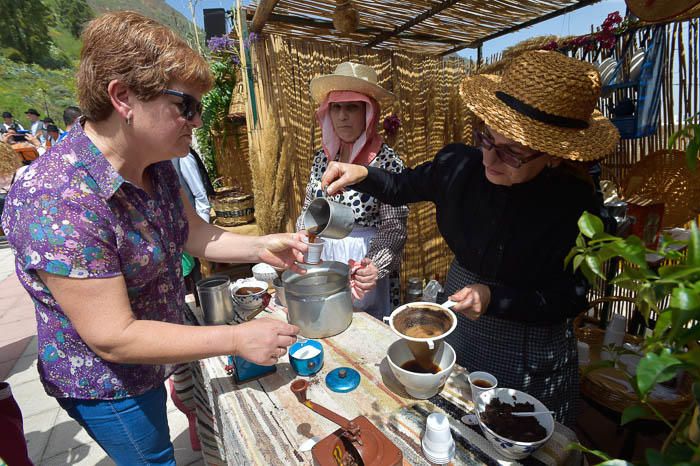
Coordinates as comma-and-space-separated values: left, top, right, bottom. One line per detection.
461, 50, 620, 162
393, 306, 453, 339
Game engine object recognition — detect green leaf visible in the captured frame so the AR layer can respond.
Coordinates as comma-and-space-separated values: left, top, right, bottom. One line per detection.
671, 288, 700, 311
608, 237, 648, 269
573, 254, 584, 272
597, 460, 634, 466
688, 222, 700, 267
653, 310, 673, 337
564, 247, 578, 268
579, 260, 598, 285
566, 443, 612, 461
597, 245, 622, 262
657, 265, 700, 283
621, 404, 652, 424
636, 349, 683, 395
585, 255, 606, 279
576, 234, 587, 248
578, 212, 604, 239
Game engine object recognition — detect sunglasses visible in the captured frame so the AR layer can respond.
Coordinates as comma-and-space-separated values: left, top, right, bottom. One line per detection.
473, 129, 546, 168
162, 89, 203, 121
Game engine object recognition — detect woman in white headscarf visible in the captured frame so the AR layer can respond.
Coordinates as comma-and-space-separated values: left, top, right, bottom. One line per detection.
296, 62, 408, 319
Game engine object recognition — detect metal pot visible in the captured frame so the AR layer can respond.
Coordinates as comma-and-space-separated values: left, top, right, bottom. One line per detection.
196, 275, 235, 325
302, 197, 355, 239
282, 261, 352, 338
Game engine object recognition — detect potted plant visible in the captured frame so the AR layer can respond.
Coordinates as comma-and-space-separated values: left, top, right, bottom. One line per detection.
567, 118, 699, 464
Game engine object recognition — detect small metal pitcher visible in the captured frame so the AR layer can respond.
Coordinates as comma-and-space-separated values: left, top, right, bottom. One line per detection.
196, 275, 235, 325
302, 197, 354, 240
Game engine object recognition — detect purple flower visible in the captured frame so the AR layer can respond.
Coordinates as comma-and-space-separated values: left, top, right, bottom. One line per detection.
207, 35, 235, 53
383, 114, 401, 136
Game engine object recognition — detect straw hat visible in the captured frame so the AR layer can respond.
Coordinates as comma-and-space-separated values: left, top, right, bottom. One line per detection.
461, 50, 619, 161
626, 0, 700, 23
310, 62, 395, 104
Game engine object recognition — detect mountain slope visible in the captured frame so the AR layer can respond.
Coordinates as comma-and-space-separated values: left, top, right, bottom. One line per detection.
87, 0, 194, 40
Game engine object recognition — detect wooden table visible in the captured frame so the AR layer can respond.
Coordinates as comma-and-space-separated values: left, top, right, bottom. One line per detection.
188, 303, 581, 466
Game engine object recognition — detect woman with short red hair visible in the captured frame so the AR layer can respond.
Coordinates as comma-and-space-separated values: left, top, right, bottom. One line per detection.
2, 11, 306, 464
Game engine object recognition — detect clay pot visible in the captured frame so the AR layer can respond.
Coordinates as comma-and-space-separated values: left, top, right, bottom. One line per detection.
333, 1, 359, 35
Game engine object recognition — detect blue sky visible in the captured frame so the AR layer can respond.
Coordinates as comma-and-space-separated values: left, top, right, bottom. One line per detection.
166, 0, 628, 57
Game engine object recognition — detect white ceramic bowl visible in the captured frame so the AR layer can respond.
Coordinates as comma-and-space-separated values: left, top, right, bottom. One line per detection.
230, 278, 269, 313
272, 277, 286, 307
477, 388, 554, 460
251, 263, 278, 285
386, 339, 455, 399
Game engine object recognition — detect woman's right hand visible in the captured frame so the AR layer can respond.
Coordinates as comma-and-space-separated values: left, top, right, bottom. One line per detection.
321, 161, 369, 196
231, 317, 300, 366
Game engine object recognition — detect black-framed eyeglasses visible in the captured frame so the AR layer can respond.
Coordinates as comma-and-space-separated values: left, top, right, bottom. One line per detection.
162, 89, 202, 121
473, 129, 546, 169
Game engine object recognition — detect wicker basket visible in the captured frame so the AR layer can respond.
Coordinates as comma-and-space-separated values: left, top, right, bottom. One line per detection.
576, 296, 693, 421
211, 189, 254, 227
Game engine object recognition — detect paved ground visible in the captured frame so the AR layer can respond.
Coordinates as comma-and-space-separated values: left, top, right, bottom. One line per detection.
0, 237, 204, 465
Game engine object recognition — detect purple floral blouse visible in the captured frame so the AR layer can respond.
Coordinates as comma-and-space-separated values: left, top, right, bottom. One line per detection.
1, 122, 189, 400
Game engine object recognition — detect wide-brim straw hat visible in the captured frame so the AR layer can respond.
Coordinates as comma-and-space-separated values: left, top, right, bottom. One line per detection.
627, 0, 700, 23
310, 62, 395, 104
461, 50, 619, 162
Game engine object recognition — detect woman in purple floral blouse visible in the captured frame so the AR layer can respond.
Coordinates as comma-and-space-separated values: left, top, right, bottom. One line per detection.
1, 12, 306, 465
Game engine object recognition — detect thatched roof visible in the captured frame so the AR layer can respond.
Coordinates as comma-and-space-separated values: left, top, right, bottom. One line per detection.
248, 0, 600, 55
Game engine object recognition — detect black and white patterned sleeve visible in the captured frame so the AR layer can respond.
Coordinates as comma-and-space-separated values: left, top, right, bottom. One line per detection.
366, 146, 409, 279
295, 150, 325, 231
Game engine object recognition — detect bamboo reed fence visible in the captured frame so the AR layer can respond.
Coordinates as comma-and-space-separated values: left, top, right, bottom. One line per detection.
244, 34, 477, 287
233, 13, 698, 303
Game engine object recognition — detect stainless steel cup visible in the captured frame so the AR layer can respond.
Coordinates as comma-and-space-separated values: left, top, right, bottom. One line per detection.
302, 197, 355, 240
196, 275, 235, 325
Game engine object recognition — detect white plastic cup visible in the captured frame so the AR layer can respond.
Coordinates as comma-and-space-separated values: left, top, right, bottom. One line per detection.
577, 341, 590, 366
468, 371, 498, 412
602, 314, 627, 360
422, 413, 455, 464
302, 237, 325, 265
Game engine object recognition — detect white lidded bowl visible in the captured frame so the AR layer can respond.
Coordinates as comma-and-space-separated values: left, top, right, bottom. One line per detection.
251, 263, 277, 285
477, 388, 554, 460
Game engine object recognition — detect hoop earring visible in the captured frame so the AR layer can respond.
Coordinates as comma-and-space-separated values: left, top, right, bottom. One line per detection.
126, 116, 132, 126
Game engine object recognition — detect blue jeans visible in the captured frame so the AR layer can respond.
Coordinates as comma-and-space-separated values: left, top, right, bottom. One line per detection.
57, 385, 175, 465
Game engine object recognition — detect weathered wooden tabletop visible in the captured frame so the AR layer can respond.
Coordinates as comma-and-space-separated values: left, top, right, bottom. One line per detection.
191, 304, 581, 466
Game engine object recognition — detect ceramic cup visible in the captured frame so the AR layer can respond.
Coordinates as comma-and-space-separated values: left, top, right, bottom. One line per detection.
421, 413, 456, 464
468, 371, 498, 412
303, 237, 325, 265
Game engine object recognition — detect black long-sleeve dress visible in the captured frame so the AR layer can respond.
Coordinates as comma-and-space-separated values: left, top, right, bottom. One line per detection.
353, 143, 598, 426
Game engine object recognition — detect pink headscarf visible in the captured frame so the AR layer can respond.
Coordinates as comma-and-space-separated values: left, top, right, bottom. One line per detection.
315, 90, 383, 166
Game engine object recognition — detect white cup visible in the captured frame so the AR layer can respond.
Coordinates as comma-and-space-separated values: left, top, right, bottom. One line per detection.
302, 237, 325, 265
577, 341, 590, 366
468, 371, 498, 412
421, 413, 455, 464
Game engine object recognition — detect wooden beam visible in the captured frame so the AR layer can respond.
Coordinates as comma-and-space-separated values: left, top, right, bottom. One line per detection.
366, 0, 463, 48
251, 0, 280, 33
246, 11, 463, 45
439, 0, 604, 56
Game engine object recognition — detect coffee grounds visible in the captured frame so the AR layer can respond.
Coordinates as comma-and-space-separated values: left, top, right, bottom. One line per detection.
480, 399, 547, 442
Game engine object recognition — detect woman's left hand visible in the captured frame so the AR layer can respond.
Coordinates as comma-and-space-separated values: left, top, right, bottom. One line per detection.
258, 232, 308, 273
448, 284, 491, 320
349, 258, 378, 300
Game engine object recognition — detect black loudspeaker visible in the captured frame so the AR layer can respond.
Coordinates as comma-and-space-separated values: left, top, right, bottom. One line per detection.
203, 8, 227, 40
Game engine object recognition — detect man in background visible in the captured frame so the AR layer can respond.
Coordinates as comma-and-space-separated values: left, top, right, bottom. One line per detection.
25, 108, 44, 141
1, 112, 23, 133
58, 106, 81, 143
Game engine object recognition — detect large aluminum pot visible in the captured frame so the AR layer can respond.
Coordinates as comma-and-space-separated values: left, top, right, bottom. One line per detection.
282, 261, 352, 338
196, 275, 235, 325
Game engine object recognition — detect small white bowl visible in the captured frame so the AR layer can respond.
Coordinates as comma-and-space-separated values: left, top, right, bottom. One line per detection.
386, 339, 455, 399
477, 388, 554, 460
252, 263, 277, 285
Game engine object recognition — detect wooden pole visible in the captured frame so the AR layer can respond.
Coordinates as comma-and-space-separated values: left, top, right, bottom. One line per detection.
251, 0, 280, 33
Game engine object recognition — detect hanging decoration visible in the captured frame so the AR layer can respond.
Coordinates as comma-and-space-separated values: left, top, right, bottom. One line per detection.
333, 0, 359, 35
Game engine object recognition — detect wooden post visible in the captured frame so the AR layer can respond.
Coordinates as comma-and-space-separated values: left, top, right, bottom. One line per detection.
235, 3, 259, 128
477, 44, 482, 69
251, 0, 280, 34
